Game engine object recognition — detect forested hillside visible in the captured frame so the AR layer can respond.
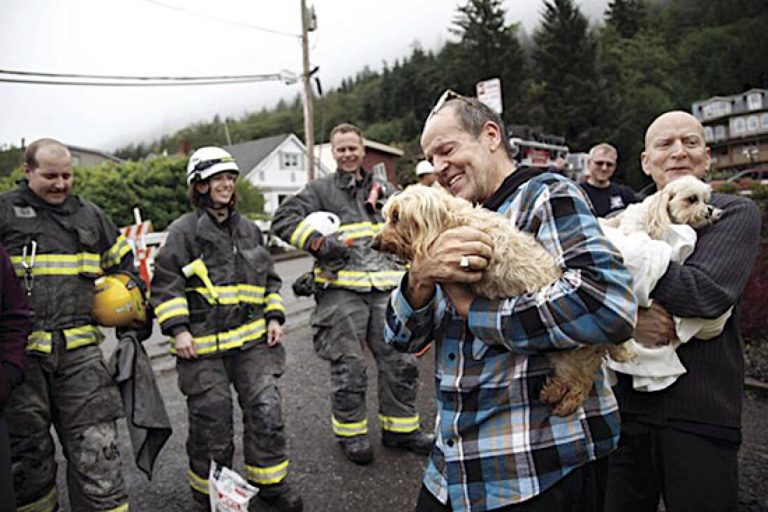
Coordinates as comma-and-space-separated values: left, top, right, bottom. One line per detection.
3, 0, 766, 187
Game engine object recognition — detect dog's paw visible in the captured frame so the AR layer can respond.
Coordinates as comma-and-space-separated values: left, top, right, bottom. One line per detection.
609, 344, 635, 363
540, 379, 568, 405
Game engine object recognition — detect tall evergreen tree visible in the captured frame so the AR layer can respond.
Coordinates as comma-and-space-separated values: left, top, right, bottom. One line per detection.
605, 0, 647, 39
447, 0, 526, 119
532, 0, 604, 149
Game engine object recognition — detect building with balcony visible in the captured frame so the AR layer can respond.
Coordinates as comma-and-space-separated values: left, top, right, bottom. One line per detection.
691, 88, 768, 173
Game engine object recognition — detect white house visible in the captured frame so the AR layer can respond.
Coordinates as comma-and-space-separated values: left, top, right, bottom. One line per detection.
226, 134, 328, 216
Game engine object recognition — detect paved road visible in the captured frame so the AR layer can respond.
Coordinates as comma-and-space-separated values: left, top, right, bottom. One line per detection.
48, 254, 766, 511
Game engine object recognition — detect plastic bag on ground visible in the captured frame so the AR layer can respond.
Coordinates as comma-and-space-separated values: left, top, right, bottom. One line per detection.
208, 460, 258, 512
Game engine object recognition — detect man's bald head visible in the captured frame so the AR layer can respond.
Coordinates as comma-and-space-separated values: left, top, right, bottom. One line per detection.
641, 111, 711, 189
644, 111, 705, 150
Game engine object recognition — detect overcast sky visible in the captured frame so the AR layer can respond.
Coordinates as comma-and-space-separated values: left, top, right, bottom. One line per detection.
0, 0, 608, 152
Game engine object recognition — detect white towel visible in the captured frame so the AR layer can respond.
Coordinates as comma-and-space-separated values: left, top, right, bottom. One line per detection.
603, 224, 732, 391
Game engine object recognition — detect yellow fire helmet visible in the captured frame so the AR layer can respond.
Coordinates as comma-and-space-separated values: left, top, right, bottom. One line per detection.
92, 272, 147, 327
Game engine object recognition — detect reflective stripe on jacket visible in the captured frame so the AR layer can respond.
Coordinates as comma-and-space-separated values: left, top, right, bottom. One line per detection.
271, 169, 404, 291
0, 181, 135, 353
150, 209, 285, 357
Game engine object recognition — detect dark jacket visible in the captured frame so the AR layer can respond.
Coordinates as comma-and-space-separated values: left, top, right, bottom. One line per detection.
151, 209, 285, 357
271, 169, 403, 291
0, 244, 31, 406
0, 181, 133, 354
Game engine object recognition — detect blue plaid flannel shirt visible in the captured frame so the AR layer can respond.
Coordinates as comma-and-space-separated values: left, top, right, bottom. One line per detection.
385, 173, 637, 511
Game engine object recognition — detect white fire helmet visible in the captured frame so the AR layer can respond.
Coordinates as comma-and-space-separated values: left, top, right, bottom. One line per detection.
186, 146, 240, 185
415, 160, 434, 176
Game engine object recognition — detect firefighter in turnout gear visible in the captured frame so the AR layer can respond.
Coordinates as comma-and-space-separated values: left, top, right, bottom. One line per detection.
0, 139, 133, 512
150, 146, 303, 511
272, 123, 433, 465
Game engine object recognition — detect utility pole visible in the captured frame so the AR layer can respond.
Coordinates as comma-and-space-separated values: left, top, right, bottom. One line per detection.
301, 0, 316, 181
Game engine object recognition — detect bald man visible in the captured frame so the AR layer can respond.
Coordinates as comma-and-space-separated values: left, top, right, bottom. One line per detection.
604, 112, 761, 512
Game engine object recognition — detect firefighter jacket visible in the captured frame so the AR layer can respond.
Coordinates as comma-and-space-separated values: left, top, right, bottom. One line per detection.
271, 169, 404, 291
151, 209, 285, 358
0, 181, 134, 354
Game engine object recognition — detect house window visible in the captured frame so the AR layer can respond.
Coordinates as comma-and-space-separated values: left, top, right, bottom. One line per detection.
259, 171, 265, 182
372, 162, 387, 181
702, 100, 731, 120
747, 115, 760, 133
280, 152, 302, 170
715, 125, 727, 141
290, 172, 296, 183
731, 117, 746, 136
703, 126, 714, 142
761, 113, 768, 131
747, 92, 763, 111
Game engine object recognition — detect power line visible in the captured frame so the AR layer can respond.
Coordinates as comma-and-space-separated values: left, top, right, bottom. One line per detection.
0, 76, 285, 87
139, 0, 300, 38
0, 68, 287, 82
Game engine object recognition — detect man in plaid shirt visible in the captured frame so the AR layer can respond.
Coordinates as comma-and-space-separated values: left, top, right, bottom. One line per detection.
384, 92, 637, 512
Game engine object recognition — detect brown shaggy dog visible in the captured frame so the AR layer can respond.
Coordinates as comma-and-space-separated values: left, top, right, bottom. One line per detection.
374, 185, 631, 417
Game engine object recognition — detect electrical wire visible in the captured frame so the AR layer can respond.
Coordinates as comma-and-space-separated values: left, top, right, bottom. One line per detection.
139, 0, 299, 38
0, 68, 285, 82
0, 76, 284, 87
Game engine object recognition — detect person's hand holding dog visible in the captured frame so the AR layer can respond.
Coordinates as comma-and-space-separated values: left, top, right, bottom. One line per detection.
406, 226, 493, 312
634, 302, 676, 348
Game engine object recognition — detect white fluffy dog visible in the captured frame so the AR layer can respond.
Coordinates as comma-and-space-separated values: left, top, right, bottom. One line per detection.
374, 185, 631, 416
604, 175, 723, 239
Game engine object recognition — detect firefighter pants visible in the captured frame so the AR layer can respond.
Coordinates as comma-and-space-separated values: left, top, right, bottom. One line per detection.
176, 341, 289, 501
7, 338, 127, 512
311, 288, 421, 438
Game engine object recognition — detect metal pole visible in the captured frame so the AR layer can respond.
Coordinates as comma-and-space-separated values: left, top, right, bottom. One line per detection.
301, 0, 315, 181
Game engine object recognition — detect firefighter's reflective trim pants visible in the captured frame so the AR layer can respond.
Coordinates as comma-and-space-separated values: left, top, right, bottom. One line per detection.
177, 341, 290, 501
7, 336, 127, 512
310, 289, 420, 439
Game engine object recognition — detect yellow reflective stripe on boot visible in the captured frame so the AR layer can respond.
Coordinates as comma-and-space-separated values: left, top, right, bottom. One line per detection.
105, 503, 129, 512
379, 414, 420, 433
188, 469, 209, 495
155, 297, 189, 324
332, 416, 368, 437
17, 485, 58, 512
245, 460, 289, 485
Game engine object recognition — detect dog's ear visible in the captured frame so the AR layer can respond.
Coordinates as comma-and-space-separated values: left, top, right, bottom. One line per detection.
389, 202, 400, 224
645, 188, 672, 239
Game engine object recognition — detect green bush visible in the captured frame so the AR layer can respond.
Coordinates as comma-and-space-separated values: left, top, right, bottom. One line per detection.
0, 156, 265, 231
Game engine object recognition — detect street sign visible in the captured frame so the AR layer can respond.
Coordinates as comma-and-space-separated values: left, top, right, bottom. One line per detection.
476, 78, 503, 114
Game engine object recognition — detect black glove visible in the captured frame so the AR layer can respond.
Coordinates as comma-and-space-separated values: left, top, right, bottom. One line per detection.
313, 236, 350, 271
292, 271, 316, 297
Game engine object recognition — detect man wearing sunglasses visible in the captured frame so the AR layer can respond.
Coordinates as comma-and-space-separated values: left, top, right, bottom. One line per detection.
384, 92, 637, 511
579, 143, 639, 218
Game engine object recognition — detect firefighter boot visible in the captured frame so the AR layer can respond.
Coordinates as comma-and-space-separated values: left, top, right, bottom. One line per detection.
339, 434, 374, 465
382, 429, 434, 455
256, 481, 303, 512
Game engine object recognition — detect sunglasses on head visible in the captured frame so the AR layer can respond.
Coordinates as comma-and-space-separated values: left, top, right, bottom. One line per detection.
428, 89, 479, 121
